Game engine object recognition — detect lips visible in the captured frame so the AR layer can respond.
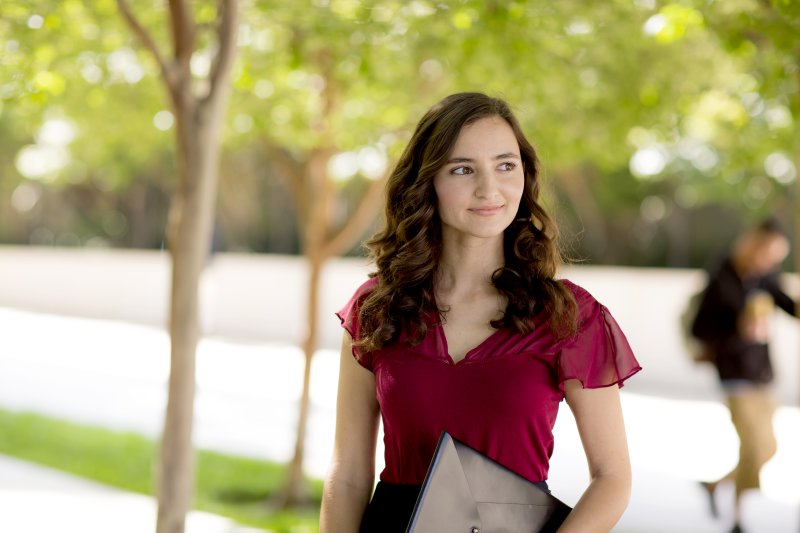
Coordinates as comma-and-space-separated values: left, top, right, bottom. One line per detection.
469, 205, 504, 216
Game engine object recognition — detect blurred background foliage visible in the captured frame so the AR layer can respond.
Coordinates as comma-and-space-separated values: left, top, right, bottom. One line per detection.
0, 0, 798, 267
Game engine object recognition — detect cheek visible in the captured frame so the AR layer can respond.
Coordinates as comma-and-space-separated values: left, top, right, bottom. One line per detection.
504, 175, 525, 203
433, 180, 462, 211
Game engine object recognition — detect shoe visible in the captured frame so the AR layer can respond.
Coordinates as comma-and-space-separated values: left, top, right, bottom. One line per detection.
730, 523, 743, 533
698, 481, 718, 519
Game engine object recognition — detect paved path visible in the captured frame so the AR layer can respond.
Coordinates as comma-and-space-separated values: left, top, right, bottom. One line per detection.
1, 307, 798, 532
0, 455, 266, 533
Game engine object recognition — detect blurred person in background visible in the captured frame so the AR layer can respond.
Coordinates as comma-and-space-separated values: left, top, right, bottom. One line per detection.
691, 217, 798, 533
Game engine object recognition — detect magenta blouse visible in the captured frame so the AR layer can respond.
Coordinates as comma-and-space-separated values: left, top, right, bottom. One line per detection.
336, 277, 641, 485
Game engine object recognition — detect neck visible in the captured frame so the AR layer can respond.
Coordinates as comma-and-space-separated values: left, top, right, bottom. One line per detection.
436, 232, 505, 299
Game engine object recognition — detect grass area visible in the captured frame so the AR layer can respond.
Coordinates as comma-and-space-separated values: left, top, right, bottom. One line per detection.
0, 408, 322, 532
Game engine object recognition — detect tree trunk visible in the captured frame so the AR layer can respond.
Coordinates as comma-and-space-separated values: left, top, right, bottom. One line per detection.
281, 254, 323, 507
278, 147, 333, 507
156, 97, 224, 533
116, 2, 238, 531
273, 142, 385, 508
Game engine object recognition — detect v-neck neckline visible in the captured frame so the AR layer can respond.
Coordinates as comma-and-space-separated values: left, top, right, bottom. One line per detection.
436, 322, 503, 365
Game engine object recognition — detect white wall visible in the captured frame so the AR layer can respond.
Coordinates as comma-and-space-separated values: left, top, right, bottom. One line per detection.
1, 246, 798, 404
0, 246, 372, 349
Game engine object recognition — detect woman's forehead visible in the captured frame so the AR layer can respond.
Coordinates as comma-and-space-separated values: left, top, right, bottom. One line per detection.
448, 116, 519, 156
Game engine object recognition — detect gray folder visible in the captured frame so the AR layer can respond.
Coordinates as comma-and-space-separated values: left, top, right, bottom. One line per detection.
407, 432, 571, 533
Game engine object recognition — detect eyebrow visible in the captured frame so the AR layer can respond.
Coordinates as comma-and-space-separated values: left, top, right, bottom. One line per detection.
446, 153, 520, 164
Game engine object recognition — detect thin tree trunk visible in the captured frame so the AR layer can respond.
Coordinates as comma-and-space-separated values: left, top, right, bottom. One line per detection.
279, 146, 333, 507
158, 212, 200, 533
157, 99, 225, 533
116, 1, 240, 529
282, 254, 323, 507
117, 0, 237, 528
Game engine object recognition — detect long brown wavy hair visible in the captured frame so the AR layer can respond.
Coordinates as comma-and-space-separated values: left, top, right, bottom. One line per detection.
356, 92, 578, 353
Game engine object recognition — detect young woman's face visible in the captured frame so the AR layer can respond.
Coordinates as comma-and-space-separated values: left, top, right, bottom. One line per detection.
433, 115, 525, 243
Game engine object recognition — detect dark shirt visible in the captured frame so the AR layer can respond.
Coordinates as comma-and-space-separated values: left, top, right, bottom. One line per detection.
691, 257, 797, 384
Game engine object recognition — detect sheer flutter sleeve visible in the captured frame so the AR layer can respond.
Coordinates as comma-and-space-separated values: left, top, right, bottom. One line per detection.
335, 277, 379, 371
557, 282, 641, 393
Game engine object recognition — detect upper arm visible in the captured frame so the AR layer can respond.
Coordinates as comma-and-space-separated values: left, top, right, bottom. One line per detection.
564, 380, 631, 481
329, 331, 381, 488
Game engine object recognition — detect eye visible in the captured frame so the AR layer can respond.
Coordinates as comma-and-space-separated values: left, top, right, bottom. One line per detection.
450, 166, 473, 175
498, 161, 517, 172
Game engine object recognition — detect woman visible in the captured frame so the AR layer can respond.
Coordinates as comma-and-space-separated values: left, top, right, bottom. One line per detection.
320, 93, 641, 532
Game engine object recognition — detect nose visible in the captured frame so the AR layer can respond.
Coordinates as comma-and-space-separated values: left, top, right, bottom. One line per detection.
474, 166, 499, 199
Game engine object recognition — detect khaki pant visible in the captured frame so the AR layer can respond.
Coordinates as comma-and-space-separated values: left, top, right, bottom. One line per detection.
726, 387, 778, 493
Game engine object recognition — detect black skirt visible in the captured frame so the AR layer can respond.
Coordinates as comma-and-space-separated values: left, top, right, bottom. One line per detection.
359, 480, 551, 532
359, 482, 421, 533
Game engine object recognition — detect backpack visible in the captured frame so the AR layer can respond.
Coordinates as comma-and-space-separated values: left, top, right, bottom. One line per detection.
679, 289, 714, 363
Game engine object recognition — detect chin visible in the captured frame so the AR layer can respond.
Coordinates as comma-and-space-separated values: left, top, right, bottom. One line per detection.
466, 224, 513, 240
441, 217, 515, 241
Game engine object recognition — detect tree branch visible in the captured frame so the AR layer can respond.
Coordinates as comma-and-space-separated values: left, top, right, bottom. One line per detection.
168, 0, 196, 69
322, 174, 386, 258
204, 0, 239, 103
116, 0, 173, 87
263, 142, 308, 224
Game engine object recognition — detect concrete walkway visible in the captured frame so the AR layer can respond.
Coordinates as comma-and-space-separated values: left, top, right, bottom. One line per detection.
1, 307, 799, 532
0, 455, 266, 533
